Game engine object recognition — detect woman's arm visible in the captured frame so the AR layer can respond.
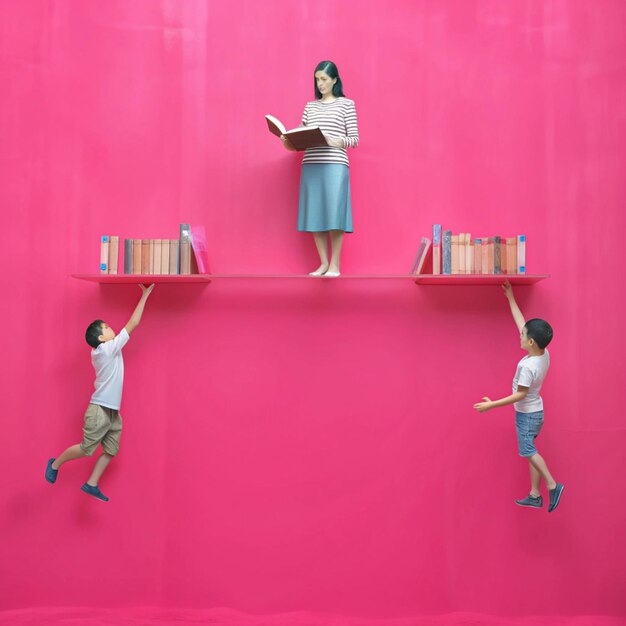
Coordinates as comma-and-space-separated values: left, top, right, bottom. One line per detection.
324, 100, 359, 149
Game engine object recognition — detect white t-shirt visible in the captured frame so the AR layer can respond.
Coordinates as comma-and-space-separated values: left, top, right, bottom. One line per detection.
512, 349, 550, 413
90, 328, 130, 410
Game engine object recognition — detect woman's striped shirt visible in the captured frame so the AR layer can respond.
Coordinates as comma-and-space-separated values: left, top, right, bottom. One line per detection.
301, 98, 359, 167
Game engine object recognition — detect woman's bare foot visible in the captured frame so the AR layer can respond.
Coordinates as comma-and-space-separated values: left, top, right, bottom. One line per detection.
309, 264, 329, 276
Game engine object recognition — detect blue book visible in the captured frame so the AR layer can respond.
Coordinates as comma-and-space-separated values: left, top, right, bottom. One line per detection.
517, 235, 526, 274
432, 224, 441, 246
442, 230, 452, 275
100, 235, 109, 273
432, 224, 442, 274
494, 236, 502, 274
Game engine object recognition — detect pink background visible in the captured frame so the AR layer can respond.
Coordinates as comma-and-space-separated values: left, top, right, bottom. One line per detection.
1, 1, 625, 623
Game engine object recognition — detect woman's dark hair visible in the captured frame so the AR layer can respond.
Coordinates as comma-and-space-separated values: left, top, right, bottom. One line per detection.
314, 60, 345, 99
524, 319, 553, 349
85, 320, 104, 348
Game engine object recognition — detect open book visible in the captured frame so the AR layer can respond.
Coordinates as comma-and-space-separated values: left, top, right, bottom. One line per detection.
265, 115, 328, 151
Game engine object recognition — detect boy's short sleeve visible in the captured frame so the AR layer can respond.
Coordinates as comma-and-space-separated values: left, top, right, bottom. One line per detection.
98, 328, 130, 357
517, 362, 535, 388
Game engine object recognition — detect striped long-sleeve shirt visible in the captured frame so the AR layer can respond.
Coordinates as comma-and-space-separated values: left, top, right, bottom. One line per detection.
301, 98, 359, 167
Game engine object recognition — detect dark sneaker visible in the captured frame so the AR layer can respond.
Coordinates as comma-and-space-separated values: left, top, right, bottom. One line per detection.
45, 458, 58, 484
515, 495, 543, 508
548, 483, 564, 512
80, 483, 109, 502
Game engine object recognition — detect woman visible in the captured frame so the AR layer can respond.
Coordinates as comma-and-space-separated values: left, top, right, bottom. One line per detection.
282, 60, 359, 277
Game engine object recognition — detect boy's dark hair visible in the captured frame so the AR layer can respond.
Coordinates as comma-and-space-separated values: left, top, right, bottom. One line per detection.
525, 318, 553, 349
314, 60, 345, 99
85, 320, 104, 348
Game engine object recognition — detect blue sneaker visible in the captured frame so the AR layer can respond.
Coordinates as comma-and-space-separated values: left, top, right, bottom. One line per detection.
515, 494, 543, 508
80, 483, 109, 502
45, 458, 58, 484
548, 483, 564, 512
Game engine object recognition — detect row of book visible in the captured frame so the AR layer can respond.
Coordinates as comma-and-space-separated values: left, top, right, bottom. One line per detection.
100, 224, 208, 275
411, 226, 526, 275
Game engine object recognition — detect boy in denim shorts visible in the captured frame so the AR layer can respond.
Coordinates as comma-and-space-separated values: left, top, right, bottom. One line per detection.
45, 284, 154, 502
474, 281, 564, 512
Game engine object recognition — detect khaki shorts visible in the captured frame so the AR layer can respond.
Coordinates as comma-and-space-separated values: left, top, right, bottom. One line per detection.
80, 403, 123, 456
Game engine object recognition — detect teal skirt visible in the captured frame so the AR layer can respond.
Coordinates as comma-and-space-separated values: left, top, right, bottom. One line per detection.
297, 163, 353, 233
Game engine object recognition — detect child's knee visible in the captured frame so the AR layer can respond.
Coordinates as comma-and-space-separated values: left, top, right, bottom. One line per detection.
101, 444, 119, 457
79, 443, 96, 457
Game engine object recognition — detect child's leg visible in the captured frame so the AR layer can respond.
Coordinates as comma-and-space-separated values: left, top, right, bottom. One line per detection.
528, 461, 542, 497
528, 453, 557, 491
86, 452, 113, 487
52, 444, 87, 470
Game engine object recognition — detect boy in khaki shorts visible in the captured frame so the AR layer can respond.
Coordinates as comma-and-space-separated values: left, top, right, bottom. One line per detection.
45, 284, 154, 501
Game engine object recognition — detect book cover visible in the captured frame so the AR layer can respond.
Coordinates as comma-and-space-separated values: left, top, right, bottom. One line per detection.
451, 235, 459, 274
169, 239, 179, 275
506, 238, 517, 275
180, 224, 192, 275
190, 225, 209, 274
141, 240, 150, 274
494, 236, 502, 275
148, 240, 155, 275
153, 239, 162, 276
108, 236, 119, 275
517, 235, 526, 274
133, 239, 142, 275
265, 114, 328, 151
442, 230, 452, 275
100, 236, 109, 274
468, 240, 474, 275
487, 237, 495, 274
123, 239, 133, 275
160, 240, 170, 275
432, 224, 441, 275
481, 238, 489, 274
459, 234, 466, 275
474, 239, 482, 274
500, 239, 507, 274
411, 237, 431, 275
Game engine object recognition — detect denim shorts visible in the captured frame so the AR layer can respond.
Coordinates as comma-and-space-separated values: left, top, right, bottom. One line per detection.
515, 410, 544, 457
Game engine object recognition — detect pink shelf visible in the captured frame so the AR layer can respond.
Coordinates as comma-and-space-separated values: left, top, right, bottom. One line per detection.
206, 274, 413, 279
72, 273, 549, 285
414, 274, 549, 285
72, 274, 211, 284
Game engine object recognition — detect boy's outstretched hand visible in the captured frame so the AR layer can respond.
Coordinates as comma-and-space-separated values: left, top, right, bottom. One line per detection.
140, 284, 155, 297
474, 396, 493, 413
502, 280, 514, 300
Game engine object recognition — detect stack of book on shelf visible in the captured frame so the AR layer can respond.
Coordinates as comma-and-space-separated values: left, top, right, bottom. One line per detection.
411, 225, 526, 275
99, 224, 208, 276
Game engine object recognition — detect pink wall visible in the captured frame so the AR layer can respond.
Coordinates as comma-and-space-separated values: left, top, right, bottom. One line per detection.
1, 0, 625, 621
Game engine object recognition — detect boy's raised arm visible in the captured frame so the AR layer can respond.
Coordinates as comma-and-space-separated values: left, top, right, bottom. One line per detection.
503, 280, 525, 333
124, 284, 155, 335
